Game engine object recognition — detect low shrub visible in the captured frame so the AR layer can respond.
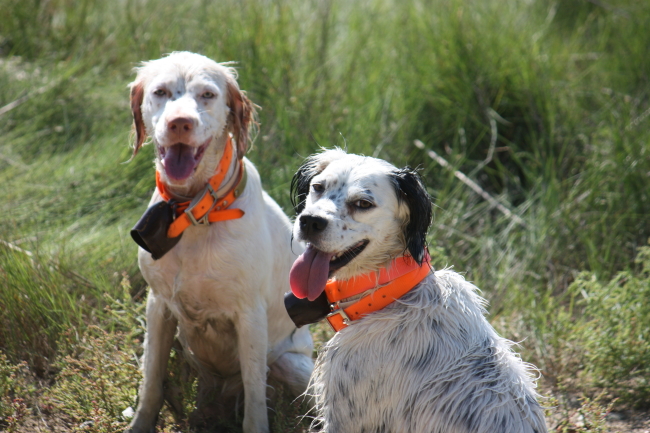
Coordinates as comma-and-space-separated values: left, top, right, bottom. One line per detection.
46, 328, 141, 432
569, 244, 650, 407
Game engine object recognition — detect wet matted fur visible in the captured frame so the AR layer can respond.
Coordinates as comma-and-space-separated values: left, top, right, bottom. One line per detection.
291, 149, 546, 433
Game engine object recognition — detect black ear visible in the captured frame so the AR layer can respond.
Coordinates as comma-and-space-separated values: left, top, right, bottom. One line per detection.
390, 168, 432, 265
290, 158, 317, 214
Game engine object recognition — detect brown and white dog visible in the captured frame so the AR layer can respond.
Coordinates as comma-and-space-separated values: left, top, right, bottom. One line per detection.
288, 149, 546, 433
127, 52, 313, 433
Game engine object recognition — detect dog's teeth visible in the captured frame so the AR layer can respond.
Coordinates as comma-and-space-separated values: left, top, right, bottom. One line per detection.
331, 252, 343, 261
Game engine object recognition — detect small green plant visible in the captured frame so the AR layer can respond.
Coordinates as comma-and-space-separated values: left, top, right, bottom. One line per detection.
548, 393, 614, 433
47, 328, 142, 432
0, 352, 19, 419
268, 383, 312, 433
0, 353, 33, 432
3, 398, 28, 433
101, 272, 146, 339
568, 245, 650, 407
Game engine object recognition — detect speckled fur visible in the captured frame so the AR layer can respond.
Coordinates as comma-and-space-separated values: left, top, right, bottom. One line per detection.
292, 149, 546, 433
127, 52, 313, 433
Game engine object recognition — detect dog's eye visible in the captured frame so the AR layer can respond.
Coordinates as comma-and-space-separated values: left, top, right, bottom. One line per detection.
153, 89, 167, 97
355, 200, 374, 209
201, 91, 216, 99
312, 184, 324, 193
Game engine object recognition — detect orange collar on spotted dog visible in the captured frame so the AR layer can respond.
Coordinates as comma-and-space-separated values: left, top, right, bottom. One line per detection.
324, 253, 432, 332
156, 136, 247, 238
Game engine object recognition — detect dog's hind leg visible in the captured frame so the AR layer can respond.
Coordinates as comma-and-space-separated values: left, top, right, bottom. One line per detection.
268, 326, 314, 400
269, 351, 314, 398
269, 351, 315, 413
129, 292, 177, 433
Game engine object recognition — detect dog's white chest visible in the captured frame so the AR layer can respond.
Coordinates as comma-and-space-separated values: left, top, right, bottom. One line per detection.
138, 226, 256, 370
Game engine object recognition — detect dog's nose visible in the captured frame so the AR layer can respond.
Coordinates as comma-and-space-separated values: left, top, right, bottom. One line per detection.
168, 117, 194, 133
299, 215, 328, 237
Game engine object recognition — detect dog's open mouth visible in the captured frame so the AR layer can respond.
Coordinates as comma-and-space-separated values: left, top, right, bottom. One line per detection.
159, 137, 211, 181
328, 240, 369, 273
289, 240, 369, 301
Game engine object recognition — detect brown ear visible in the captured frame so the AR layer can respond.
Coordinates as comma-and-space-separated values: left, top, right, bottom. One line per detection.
130, 82, 146, 158
227, 81, 256, 158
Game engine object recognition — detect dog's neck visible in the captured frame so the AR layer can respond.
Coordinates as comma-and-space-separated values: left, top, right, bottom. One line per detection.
156, 134, 239, 201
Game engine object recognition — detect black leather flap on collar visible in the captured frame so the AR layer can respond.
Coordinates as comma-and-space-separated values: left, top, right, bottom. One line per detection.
131, 201, 183, 260
284, 291, 330, 328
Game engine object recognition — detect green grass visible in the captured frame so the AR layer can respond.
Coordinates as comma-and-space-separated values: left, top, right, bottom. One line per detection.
1, 0, 649, 430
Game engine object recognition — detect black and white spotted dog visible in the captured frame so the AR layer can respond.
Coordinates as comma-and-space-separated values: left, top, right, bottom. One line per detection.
288, 149, 546, 433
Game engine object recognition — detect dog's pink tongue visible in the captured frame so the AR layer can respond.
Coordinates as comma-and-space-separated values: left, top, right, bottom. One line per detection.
290, 245, 334, 301
163, 143, 197, 181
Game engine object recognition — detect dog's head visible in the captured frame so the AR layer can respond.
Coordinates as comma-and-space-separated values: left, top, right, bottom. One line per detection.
129, 51, 255, 193
290, 148, 432, 300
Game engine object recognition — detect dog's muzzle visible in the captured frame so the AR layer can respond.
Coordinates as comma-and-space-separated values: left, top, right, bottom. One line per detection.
131, 201, 183, 260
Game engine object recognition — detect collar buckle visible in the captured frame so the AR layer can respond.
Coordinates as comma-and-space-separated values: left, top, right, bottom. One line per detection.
326, 303, 351, 332
184, 184, 220, 226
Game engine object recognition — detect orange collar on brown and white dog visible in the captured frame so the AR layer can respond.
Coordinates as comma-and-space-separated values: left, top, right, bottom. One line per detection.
324, 255, 432, 332
156, 137, 247, 238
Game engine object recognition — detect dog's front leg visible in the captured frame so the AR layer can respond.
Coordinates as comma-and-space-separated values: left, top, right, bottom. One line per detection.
129, 291, 177, 433
237, 304, 270, 433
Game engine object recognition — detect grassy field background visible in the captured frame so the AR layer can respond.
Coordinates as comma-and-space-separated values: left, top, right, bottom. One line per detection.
1, 0, 649, 431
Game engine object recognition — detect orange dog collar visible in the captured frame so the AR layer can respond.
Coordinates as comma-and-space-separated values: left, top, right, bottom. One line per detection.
156, 137, 246, 238
324, 255, 431, 332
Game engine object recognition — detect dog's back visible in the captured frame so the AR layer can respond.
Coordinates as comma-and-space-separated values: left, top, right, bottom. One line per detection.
311, 270, 546, 433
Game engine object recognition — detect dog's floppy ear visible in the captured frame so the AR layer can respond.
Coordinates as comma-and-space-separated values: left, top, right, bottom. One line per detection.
291, 149, 347, 214
391, 168, 432, 265
227, 80, 256, 159
129, 81, 146, 158
291, 158, 318, 215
